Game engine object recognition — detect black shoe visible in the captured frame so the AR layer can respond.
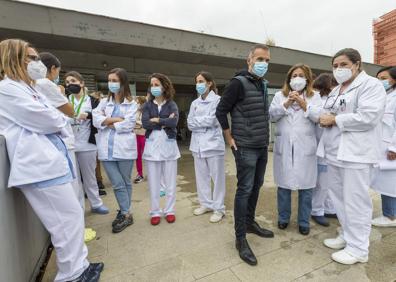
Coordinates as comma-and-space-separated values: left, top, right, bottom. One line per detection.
311, 215, 330, 227
70, 263, 101, 282
112, 214, 133, 233
278, 222, 288, 230
235, 238, 257, 266
98, 189, 107, 196
97, 181, 105, 190
246, 221, 274, 238
112, 210, 123, 227
134, 175, 144, 184
299, 226, 310, 236
324, 213, 338, 219
90, 262, 104, 273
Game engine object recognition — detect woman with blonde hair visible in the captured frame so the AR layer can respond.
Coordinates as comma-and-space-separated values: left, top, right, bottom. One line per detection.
0, 38, 102, 281
269, 63, 322, 235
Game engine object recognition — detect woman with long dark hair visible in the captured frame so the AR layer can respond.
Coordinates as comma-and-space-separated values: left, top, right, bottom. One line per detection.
93, 68, 138, 233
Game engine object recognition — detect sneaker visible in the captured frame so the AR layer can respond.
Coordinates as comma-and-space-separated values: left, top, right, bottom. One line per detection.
166, 214, 176, 223
372, 215, 396, 227
160, 190, 166, 197
331, 249, 368, 265
91, 205, 109, 215
209, 211, 224, 223
311, 215, 330, 227
74, 263, 102, 282
97, 180, 105, 190
193, 206, 212, 216
112, 214, 133, 233
84, 228, 97, 243
134, 175, 144, 184
99, 189, 107, 196
324, 213, 338, 219
151, 216, 161, 225
112, 210, 123, 227
323, 236, 346, 250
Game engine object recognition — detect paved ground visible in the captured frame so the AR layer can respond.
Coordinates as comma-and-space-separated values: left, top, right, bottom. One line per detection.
43, 145, 396, 282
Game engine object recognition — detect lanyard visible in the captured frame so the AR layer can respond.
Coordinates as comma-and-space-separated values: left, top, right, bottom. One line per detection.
71, 94, 86, 117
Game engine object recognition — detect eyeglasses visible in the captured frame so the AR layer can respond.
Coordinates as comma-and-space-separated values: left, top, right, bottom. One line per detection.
27, 55, 40, 61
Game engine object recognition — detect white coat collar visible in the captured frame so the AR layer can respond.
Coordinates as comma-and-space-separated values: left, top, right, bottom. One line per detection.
334, 71, 369, 94
199, 90, 217, 103
107, 96, 134, 106
387, 88, 396, 98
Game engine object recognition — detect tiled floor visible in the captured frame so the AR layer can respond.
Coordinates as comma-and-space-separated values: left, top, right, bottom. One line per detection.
43, 147, 396, 282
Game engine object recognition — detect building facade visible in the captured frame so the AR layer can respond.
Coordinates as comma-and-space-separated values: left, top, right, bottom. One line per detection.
373, 9, 396, 66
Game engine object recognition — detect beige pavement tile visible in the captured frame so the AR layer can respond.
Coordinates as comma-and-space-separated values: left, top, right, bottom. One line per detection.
196, 269, 240, 282
230, 239, 332, 282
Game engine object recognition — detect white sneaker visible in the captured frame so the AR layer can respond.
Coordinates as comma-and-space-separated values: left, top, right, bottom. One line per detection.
372, 215, 396, 227
331, 250, 368, 265
323, 236, 346, 250
193, 206, 211, 216
209, 211, 224, 223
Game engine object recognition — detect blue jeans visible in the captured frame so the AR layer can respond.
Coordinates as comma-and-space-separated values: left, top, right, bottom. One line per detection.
102, 160, 134, 215
382, 194, 396, 218
232, 146, 268, 239
277, 187, 313, 228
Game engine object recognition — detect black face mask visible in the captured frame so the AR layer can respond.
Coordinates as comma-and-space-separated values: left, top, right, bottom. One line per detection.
65, 84, 82, 95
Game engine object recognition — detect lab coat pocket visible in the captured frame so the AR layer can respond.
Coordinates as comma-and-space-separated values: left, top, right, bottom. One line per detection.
382, 113, 395, 143
304, 135, 317, 156
162, 138, 178, 159
274, 136, 283, 155
114, 132, 136, 151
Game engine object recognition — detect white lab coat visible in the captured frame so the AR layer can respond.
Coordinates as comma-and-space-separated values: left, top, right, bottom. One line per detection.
0, 78, 69, 187
317, 71, 386, 258
371, 88, 396, 197
270, 90, 322, 190
35, 78, 75, 150
93, 97, 138, 160
317, 71, 386, 165
69, 94, 97, 152
187, 91, 225, 157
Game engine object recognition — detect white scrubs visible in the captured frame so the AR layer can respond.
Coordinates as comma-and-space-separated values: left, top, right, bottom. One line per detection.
317, 71, 386, 258
69, 94, 103, 209
143, 101, 180, 216
371, 88, 396, 197
188, 91, 225, 213
311, 96, 335, 216
35, 79, 84, 209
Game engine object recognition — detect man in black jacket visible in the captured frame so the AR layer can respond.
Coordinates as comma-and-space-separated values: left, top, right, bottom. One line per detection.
216, 44, 274, 266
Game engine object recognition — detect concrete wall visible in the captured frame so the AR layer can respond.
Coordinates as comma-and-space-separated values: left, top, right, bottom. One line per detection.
0, 136, 50, 282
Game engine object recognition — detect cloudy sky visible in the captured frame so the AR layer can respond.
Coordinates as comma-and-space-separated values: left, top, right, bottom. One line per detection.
18, 0, 395, 63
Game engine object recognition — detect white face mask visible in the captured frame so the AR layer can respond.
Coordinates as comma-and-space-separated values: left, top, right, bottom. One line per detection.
333, 67, 353, 84
27, 60, 47, 80
290, 77, 307, 91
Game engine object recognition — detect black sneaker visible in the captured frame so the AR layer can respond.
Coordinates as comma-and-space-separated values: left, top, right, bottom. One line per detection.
97, 180, 105, 190
99, 189, 107, 196
112, 214, 133, 233
112, 210, 123, 227
134, 175, 144, 184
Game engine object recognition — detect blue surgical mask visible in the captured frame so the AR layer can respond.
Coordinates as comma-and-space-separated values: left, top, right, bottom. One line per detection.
151, 86, 162, 97
108, 82, 121, 94
252, 62, 268, 78
196, 83, 208, 95
381, 79, 391, 91
53, 75, 60, 85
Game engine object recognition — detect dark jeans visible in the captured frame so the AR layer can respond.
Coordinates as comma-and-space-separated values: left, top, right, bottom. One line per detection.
233, 146, 268, 239
277, 187, 313, 228
382, 194, 396, 217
